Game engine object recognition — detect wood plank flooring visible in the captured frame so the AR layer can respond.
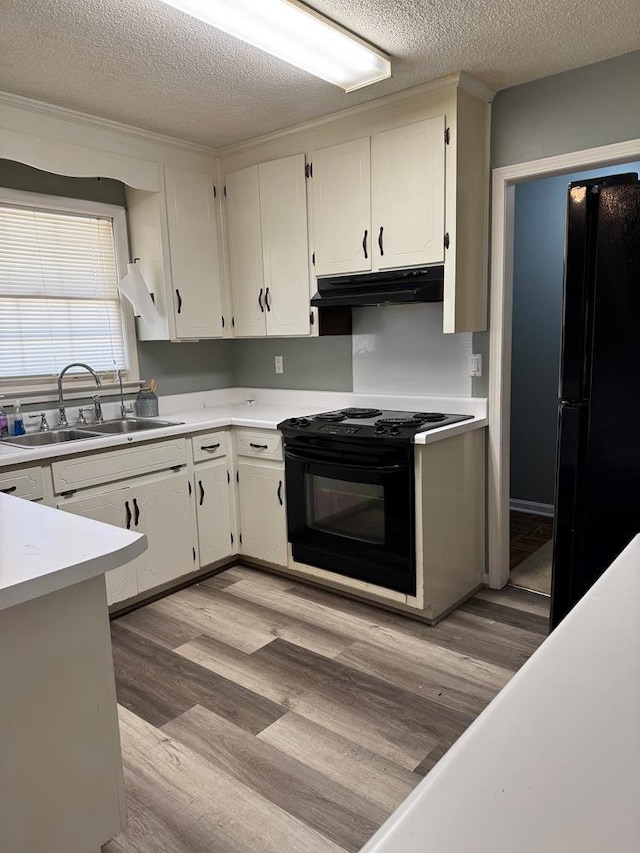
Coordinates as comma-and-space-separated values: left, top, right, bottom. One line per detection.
104, 565, 549, 853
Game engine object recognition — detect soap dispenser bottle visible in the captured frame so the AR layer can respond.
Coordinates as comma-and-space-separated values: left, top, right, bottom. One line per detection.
12, 401, 25, 436
0, 396, 8, 437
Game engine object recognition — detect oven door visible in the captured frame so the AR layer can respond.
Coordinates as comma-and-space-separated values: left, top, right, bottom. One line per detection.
284, 442, 415, 594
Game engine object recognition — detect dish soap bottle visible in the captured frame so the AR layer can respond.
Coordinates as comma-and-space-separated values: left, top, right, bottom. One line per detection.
12, 401, 25, 436
0, 397, 8, 437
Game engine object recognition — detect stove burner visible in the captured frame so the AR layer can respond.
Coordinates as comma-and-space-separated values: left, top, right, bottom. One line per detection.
414, 412, 447, 422
313, 407, 383, 422
313, 411, 347, 422
341, 407, 383, 418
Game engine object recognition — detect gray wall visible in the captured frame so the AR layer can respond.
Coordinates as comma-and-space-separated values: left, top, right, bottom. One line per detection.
233, 337, 353, 391
510, 161, 640, 506
0, 160, 127, 205
492, 50, 640, 168
137, 340, 235, 396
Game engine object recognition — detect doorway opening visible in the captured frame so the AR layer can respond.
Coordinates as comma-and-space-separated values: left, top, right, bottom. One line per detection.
487, 137, 640, 594
507, 160, 640, 595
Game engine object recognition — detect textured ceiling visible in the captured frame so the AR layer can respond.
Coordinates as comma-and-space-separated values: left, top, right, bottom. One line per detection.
0, 0, 638, 148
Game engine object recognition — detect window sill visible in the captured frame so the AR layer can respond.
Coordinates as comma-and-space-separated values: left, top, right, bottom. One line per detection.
0, 380, 144, 406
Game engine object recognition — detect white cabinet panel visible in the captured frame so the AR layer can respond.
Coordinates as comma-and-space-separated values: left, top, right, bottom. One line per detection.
259, 154, 310, 336
235, 429, 283, 462
0, 466, 43, 501
226, 165, 266, 337
194, 459, 234, 566
164, 166, 223, 339
237, 460, 287, 567
57, 487, 139, 605
311, 137, 371, 276
134, 471, 195, 593
191, 430, 228, 463
371, 117, 446, 270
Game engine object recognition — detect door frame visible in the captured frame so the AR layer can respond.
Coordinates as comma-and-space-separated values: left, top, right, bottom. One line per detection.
487, 137, 640, 589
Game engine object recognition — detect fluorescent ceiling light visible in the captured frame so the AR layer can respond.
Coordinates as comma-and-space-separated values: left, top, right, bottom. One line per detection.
157, 0, 391, 92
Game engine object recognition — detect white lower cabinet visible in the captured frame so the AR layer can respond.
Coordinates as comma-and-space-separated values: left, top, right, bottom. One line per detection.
57, 485, 140, 605
193, 458, 235, 566
57, 470, 195, 605
134, 471, 196, 593
236, 459, 287, 566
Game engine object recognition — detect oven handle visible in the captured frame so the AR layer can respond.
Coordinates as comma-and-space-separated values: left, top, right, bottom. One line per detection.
285, 450, 406, 473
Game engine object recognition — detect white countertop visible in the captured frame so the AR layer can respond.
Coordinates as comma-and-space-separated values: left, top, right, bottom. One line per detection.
361, 533, 640, 853
0, 494, 147, 611
0, 387, 487, 468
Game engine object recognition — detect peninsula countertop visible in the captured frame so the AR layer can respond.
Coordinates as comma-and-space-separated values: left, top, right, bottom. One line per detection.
361, 533, 640, 853
0, 493, 146, 610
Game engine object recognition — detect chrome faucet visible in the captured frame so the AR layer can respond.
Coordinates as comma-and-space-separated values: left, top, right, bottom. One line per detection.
118, 369, 133, 419
57, 363, 101, 427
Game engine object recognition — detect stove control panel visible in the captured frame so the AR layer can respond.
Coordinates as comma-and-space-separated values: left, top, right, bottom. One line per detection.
316, 424, 361, 435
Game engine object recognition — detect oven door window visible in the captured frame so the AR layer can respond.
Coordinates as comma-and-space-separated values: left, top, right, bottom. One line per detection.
306, 474, 385, 544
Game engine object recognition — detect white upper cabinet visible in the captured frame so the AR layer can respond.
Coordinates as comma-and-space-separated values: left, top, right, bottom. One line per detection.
164, 166, 223, 339
371, 117, 446, 270
311, 137, 371, 276
311, 118, 446, 277
259, 155, 310, 336
225, 165, 265, 337
226, 154, 310, 337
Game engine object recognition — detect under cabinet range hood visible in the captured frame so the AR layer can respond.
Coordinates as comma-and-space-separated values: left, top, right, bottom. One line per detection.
311, 266, 444, 308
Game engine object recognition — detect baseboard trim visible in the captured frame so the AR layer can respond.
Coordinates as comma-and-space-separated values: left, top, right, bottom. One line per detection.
510, 498, 554, 517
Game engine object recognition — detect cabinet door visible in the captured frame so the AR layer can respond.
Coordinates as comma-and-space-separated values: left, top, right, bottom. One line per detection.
237, 461, 287, 566
371, 117, 446, 270
133, 471, 196, 593
226, 165, 266, 337
164, 166, 223, 339
57, 488, 139, 605
194, 460, 235, 566
259, 154, 311, 337
311, 137, 371, 276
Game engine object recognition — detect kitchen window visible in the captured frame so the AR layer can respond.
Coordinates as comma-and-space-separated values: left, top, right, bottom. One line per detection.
0, 188, 138, 394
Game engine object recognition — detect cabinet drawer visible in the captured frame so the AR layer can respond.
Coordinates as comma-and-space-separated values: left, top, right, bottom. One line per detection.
236, 429, 282, 462
52, 438, 187, 495
192, 430, 228, 462
0, 466, 44, 500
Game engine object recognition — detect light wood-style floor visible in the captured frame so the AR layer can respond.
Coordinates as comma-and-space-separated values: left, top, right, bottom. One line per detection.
104, 565, 549, 853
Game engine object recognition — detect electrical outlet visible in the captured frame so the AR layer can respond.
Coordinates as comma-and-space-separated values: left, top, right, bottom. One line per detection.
275, 355, 284, 374
468, 353, 482, 377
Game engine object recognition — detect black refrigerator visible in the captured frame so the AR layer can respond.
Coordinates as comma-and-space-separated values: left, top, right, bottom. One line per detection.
550, 172, 640, 629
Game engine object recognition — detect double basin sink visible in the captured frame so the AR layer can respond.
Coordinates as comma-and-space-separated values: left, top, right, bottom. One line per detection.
1, 418, 181, 448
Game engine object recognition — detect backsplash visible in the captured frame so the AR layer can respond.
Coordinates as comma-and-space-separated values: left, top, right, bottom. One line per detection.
352, 304, 473, 396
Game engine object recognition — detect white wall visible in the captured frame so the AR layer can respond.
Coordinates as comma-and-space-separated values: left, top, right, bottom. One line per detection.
352, 303, 473, 396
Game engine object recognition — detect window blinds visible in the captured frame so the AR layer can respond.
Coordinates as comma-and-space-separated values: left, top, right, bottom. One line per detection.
0, 204, 126, 379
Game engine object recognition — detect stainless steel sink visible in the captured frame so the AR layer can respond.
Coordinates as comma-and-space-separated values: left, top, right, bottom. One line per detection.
88, 418, 181, 434
1, 428, 100, 447
0, 418, 181, 447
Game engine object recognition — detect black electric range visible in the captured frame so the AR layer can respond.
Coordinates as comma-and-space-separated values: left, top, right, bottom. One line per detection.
278, 407, 473, 443
277, 407, 474, 595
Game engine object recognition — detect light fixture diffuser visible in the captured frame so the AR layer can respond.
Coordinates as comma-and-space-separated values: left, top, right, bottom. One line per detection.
157, 0, 391, 92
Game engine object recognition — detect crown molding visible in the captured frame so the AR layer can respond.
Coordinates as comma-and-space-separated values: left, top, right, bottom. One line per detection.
218, 73, 495, 158
0, 90, 218, 157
